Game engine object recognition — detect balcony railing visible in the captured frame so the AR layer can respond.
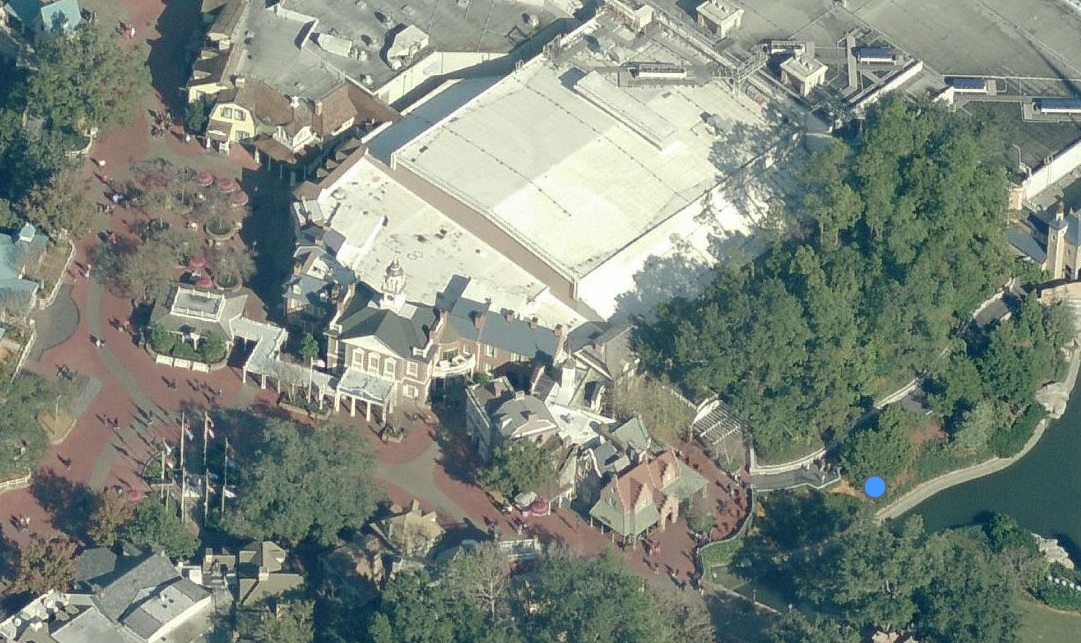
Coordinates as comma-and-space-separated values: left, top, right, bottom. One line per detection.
432, 352, 475, 378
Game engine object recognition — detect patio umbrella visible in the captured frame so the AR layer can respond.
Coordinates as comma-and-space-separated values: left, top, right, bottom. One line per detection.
229, 190, 249, 206
194, 170, 214, 187
216, 176, 238, 193
196, 276, 214, 288
187, 255, 208, 271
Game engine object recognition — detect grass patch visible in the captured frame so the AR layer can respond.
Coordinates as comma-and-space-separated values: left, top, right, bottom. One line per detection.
1018, 597, 1081, 643
700, 536, 744, 573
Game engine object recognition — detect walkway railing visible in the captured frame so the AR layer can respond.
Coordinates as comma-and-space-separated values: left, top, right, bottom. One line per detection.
0, 471, 32, 494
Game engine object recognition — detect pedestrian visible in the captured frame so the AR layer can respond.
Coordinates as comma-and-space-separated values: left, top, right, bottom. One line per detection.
184, 133, 192, 143
95, 158, 106, 168
217, 388, 222, 397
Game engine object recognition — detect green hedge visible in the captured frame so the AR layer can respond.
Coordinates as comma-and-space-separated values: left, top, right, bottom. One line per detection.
989, 404, 1045, 458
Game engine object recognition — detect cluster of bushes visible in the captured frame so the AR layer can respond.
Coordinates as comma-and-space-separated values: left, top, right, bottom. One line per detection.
149, 324, 227, 363
1035, 563, 1081, 612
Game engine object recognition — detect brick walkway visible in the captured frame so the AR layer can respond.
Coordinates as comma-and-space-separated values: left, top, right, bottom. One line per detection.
2, 0, 751, 598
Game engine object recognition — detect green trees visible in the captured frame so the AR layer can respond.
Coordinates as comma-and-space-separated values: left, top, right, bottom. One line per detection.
26, 25, 150, 136
236, 599, 315, 643
840, 407, 916, 483
370, 548, 694, 643
637, 100, 1014, 458
780, 517, 1022, 643
297, 333, 320, 361
121, 499, 199, 559
226, 420, 381, 546
476, 440, 555, 498
0, 373, 64, 480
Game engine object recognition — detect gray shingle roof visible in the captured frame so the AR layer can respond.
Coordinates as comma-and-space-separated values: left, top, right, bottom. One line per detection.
337, 287, 432, 358
93, 552, 179, 622
441, 295, 560, 363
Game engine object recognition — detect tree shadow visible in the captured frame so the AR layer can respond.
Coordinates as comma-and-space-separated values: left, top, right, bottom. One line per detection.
239, 167, 296, 324
144, 0, 202, 115
433, 421, 481, 485
30, 469, 96, 541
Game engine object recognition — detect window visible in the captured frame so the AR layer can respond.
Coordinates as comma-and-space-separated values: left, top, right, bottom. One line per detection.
406, 362, 419, 378
484, 344, 495, 358
220, 107, 233, 119
383, 358, 396, 377
351, 350, 364, 367
368, 353, 380, 374
441, 349, 459, 362
235, 110, 246, 122
404, 384, 419, 399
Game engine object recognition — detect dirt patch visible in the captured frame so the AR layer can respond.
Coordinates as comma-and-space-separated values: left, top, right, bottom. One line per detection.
908, 418, 946, 446
41, 411, 76, 444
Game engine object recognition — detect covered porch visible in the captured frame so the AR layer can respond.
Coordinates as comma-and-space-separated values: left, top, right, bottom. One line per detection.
334, 367, 395, 424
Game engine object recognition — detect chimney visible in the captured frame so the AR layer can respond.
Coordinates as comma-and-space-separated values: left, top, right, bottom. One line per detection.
234, 76, 246, 88
529, 317, 538, 329
1057, 200, 1067, 222
257, 566, 270, 581
557, 357, 576, 405
314, 100, 324, 116
554, 324, 567, 362
472, 311, 486, 331
504, 310, 515, 322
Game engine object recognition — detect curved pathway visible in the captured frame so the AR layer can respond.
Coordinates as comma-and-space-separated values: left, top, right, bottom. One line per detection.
875, 417, 1051, 521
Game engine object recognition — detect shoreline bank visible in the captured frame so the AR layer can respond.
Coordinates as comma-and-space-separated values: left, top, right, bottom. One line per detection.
875, 343, 1081, 522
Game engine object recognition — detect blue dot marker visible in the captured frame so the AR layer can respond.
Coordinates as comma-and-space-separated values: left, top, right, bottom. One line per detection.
864, 476, 886, 498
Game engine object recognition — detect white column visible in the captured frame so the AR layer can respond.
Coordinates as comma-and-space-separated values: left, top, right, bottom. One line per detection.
350, 396, 356, 417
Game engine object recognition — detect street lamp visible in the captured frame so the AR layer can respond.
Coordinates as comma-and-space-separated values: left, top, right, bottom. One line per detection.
54, 394, 62, 430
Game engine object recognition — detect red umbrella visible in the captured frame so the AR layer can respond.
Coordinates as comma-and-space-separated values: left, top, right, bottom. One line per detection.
194, 170, 214, 187
229, 190, 249, 206
216, 176, 238, 193
196, 276, 214, 288
530, 497, 549, 515
187, 255, 208, 270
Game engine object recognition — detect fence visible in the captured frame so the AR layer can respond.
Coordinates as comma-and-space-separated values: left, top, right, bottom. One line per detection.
37, 239, 76, 310
695, 487, 756, 573
0, 471, 32, 494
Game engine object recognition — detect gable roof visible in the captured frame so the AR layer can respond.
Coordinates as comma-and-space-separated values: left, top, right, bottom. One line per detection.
491, 393, 558, 440
438, 287, 561, 363
336, 287, 432, 359
93, 552, 179, 622
229, 79, 296, 127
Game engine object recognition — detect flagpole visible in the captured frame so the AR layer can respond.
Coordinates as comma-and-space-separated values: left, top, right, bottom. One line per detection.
220, 436, 229, 515
203, 411, 211, 522
179, 412, 186, 524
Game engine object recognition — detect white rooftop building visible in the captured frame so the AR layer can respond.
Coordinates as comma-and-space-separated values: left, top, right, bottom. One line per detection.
300, 8, 809, 323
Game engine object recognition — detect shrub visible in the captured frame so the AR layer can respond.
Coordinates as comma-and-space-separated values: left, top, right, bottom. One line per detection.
149, 324, 175, 354
988, 404, 1045, 458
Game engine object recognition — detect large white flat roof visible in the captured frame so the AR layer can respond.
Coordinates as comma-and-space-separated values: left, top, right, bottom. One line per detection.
391, 52, 774, 278
319, 156, 587, 329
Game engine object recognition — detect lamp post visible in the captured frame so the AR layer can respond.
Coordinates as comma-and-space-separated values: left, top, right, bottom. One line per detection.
54, 394, 62, 431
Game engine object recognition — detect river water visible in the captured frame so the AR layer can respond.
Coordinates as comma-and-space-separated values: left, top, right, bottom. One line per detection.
913, 387, 1081, 555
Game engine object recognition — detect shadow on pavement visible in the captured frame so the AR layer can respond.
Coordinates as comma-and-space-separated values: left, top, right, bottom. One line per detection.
30, 469, 97, 541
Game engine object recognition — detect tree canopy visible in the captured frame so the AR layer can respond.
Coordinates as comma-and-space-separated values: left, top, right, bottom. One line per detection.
121, 498, 200, 559
226, 419, 382, 546
25, 25, 150, 135
11, 535, 77, 596
369, 548, 700, 643
780, 517, 1021, 643
476, 439, 555, 499
636, 100, 1014, 457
